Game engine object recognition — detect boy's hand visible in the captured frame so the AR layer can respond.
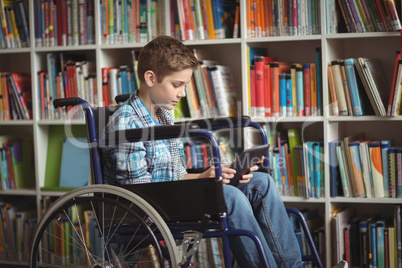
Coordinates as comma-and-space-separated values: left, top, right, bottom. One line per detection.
201, 165, 236, 184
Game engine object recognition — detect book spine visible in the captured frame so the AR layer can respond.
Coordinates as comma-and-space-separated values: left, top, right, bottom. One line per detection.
303, 64, 311, 116
397, 149, 402, 198
279, 72, 287, 117
296, 66, 304, 116
331, 61, 348, 115
369, 142, 385, 198
270, 62, 280, 117
344, 58, 364, 116
255, 56, 265, 116
349, 142, 366, 197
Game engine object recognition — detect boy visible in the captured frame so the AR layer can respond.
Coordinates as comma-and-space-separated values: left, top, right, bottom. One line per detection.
102, 35, 302, 267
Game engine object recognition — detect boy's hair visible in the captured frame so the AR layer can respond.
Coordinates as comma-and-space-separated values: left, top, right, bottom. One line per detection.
137, 36, 199, 83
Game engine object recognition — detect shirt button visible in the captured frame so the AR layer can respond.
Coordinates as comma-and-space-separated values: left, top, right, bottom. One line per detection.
117, 161, 122, 166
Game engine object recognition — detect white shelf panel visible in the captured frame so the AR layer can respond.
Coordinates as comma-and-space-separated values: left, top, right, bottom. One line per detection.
0, 120, 34, 125
282, 196, 326, 203
0, 189, 37, 196
251, 116, 324, 123
327, 116, 402, 122
37, 119, 86, 125
0, 48, 30, 54
325, 32, 399, 39
330, 197, 402, 204
245, 35, 322, 43
34, 45, 97, 52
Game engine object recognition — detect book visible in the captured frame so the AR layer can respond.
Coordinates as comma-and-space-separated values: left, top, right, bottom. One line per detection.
331, 60, 348, 115
369, 142, 385, 198
387, 51, 401, 116
59, 137, 90, 188
343, 58, 365, 115
355, 57, 389, 116
327, 65, 340, 116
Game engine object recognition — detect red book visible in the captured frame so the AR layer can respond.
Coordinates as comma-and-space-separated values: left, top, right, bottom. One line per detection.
39, 71, 46, 119
270, 62, 279, 117
344, 226, 350, 264
102, 67, 112, 106
250, 65, 256, 116
254, 56, 265, 116
263, 63, 271, 117
387, 50, 401, 115
185, 144, 192, 169
5, 143, 16, 189
303, 64, 311, 116
10, 73, 32, 120
55, 0, 62, 46
200, 143, 209, 167
61, 0, 67, 45
373, 0, 392, 31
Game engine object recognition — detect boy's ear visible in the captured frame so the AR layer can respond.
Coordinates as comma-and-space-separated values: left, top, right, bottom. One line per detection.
144, 70, 156, 87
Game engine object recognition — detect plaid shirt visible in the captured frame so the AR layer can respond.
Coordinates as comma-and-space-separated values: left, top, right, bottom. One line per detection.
101, 92, 187, 185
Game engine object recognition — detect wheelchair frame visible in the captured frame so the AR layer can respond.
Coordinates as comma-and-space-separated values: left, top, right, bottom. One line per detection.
30, 97, 323, 268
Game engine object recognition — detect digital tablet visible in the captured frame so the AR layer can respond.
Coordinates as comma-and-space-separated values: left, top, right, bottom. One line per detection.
228, 144, 270, 186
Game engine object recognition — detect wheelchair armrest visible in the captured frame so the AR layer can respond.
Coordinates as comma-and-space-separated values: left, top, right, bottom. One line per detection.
176, 116, 251, 130
103, 123, 200, 144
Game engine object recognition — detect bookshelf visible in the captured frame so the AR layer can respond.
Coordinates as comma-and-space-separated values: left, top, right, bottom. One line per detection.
0, 0, 401, 267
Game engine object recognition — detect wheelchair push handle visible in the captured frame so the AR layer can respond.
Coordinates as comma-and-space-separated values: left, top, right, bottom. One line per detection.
53, 97, 81, 108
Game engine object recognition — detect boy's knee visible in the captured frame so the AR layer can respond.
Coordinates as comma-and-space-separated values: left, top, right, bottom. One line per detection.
251, 172, 274, 191
223, 185, 251, 215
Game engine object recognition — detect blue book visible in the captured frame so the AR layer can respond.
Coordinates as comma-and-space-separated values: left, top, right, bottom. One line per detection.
119, 66, 129, 94
344, 58, 364, 115
307, 142, 315, 198
59, 137, 91, 188
376, 219, 385, 268
370, 220, 378, 268
279, 73, 287, 117
313, 142, 322, 198
190, 143, 198, 169
273, 148, 283, 193
380, 141, 390, 197
329, 142, 340, 197
296, 66, 304, 116
285, 73, 292, 117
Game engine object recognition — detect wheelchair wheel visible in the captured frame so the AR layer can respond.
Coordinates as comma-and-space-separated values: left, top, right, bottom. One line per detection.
30, 185, 179, 267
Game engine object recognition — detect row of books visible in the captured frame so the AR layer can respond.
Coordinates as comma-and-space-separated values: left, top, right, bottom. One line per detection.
172, 0, 239, 41
0, 137, 35, 191
327, 57, 389, 116
34, 0, 95, 47
265, 127, 324, 198
0, 72, 32, 120
100, 0, 165, 45
174, 50, 238, 119
330, 205, 402, 267
248, 47, 323, 118
38, 53, 97, 120
0, 0, 29, 49
330, 136, 402, 198
0, 200, 37, 262
328, 0, 402, 34
246, 0, 322, 37
290, 208, 325, 266
39, 206, 103, 265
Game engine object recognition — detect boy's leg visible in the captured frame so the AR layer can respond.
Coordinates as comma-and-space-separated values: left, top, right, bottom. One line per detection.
237, 172, 303, 268
223, 184, 275, 267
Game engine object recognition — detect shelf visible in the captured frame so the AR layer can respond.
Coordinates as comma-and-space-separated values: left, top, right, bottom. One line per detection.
282, 196, 325, 203
0, 120, 34, 125
37, 119, 86, 125
245, 35, 322, 43
34, 45, 97, 52
327, 115, 402, 122
0, 48, 30, 54
0, 189, 37, 196
251, 116, 324, 123
325, 31, 400, 39
330, 197, 402, 204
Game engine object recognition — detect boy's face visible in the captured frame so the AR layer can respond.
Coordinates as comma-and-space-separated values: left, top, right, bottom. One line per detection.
148, 68, 193, 110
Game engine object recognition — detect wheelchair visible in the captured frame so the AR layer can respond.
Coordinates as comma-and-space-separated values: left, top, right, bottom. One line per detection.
29, 96, 323, 268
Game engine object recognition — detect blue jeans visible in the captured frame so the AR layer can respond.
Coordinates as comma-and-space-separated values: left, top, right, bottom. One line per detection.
224, 172, 303, 268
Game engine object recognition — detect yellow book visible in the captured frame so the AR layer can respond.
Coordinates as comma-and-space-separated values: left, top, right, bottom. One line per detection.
310, 63, 318, 115
204, 0, 215, 39
388, 225, 395, 268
